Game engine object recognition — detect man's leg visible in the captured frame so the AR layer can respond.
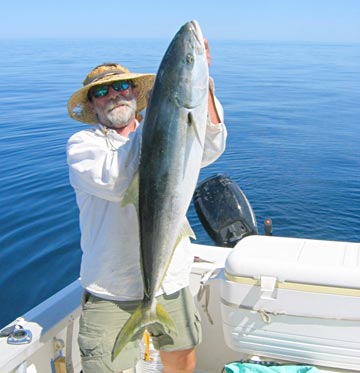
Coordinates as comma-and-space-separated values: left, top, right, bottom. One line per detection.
160, 347, 196, 373
150, 288, 202, 373
78, 292, 142, 373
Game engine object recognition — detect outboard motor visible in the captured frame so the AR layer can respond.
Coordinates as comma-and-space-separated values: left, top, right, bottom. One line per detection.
193, 174, 258, 247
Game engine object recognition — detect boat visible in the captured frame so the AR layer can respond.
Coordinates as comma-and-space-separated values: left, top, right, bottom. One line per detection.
1, 175, 359, 373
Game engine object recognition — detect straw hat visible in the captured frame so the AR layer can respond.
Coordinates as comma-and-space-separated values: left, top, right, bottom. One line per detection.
67, 63, 155, 124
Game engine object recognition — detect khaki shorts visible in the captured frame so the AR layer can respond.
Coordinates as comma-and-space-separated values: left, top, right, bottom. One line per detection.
78, 287, 202, 373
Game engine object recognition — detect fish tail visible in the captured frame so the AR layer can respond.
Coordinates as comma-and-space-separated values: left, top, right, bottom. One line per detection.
111, 298, 177, 362
155, 301, 177, 335
111, 302, 146, 361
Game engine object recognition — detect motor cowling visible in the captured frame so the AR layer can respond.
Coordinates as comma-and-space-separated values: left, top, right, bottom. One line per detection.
193, 174, 258, 247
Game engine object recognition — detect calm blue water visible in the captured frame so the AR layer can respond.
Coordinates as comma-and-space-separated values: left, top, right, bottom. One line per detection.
0, 39, 359, 328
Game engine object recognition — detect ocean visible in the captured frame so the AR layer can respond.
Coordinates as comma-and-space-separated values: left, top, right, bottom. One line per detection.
0, 38, 359, 328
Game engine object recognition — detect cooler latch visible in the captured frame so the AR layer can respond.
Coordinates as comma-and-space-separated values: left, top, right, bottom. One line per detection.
260, 276, 277, 300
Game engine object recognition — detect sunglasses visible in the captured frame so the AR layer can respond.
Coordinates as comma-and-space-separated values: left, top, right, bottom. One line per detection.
89, 80, 133, 99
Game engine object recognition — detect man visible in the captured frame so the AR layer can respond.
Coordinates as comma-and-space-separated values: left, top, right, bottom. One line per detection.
67, 42, 227, 373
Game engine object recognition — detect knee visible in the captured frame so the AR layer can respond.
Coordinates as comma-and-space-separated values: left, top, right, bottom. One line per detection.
160, 347, 196, 373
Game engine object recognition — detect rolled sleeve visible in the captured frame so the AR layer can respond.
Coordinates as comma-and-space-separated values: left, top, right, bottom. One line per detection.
67, 128, 140, 202
201, 95, 227, 167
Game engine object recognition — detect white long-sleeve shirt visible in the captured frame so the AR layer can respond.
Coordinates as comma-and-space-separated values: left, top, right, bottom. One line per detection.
67, 101, 227, 301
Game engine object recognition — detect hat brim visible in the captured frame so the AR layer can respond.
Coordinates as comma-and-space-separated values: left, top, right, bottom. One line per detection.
68, 72, 155, 124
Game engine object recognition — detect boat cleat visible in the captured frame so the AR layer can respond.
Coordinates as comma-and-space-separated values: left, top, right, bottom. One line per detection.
0, 322, 32, 345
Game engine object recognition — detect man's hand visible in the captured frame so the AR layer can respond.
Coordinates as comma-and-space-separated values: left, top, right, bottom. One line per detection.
205, 38, 221, 124
204, 38, 211, 66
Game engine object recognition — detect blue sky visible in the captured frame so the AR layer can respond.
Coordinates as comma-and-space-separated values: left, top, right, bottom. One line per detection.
2, 0, 360, 42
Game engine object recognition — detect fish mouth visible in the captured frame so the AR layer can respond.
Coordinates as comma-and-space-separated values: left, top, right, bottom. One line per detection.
189, 20, 205, 50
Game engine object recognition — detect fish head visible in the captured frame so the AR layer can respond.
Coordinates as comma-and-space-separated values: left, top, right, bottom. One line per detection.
154, 20, 209, 111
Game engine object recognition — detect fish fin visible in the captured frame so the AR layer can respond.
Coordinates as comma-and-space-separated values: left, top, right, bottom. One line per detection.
121, 172, 139, 210
156, 301, 177, 334
111, 298, 177, 362
173, 219, 196, 253
188, 112, 204, 148
111, 301, 145, 361
181, 218, 196, 240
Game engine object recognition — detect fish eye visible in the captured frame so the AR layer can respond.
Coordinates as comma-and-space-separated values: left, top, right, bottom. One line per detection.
186, 53, 194, 64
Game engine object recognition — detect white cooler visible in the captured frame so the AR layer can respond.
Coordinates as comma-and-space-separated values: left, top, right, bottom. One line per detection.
220, 235, 360, 371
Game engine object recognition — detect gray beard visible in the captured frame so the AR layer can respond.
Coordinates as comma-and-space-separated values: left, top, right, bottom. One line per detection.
106, 97, 137, 128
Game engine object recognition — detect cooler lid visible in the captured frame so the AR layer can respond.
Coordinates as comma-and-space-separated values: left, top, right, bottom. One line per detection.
225, 235, 360, 288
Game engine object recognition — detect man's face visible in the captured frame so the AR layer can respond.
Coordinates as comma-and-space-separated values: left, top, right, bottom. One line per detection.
89, 81, 138, 129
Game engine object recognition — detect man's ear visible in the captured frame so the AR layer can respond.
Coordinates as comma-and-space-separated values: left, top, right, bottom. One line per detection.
88, 100, 97, 114
88, 101, 100, 122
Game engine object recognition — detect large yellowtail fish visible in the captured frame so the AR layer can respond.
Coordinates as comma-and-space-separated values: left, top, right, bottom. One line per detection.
112, 20, 209, 361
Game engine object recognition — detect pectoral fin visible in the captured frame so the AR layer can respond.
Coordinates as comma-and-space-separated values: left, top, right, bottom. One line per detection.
173, 219, 196, 251
188, 112, 204, 149
121, 172, 139, 211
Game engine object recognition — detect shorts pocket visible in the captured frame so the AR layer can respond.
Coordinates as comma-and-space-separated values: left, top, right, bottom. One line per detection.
194, 311, 202, 345
78, 332, 116, 373
78, 332, 103, 359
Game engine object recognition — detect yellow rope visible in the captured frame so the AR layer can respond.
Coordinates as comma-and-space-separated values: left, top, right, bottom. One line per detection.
143, 329, 153, 361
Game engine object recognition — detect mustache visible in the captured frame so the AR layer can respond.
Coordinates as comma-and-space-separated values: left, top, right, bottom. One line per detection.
106, 98, 132, 112
106, 97, 137, 113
